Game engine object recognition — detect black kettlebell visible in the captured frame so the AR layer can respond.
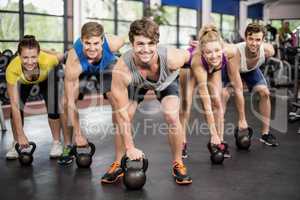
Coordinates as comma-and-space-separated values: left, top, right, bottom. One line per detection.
121, 155, 148, 190
73, 142, 96, 168
207, 143, 225, 164
234, 127, 253, 150
15, 142, 36, 166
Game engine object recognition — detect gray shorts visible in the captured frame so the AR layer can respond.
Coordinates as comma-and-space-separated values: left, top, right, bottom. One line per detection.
128, 77, 179, 104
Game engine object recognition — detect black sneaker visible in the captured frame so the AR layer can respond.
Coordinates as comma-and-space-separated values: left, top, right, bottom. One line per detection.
182, 143, 188, 159
172, 161, 192, 185
101, 162, 124, 184
57, 145, 74, 166
260, 133, 279, 147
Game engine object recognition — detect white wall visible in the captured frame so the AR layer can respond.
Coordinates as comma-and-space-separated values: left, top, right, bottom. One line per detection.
269, 3, 300, 19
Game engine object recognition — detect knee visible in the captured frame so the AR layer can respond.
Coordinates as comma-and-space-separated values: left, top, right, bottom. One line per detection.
257, 88, 270, 99
164, 113, 180, 126
211, 99, 224, 115
48, 113, 60, 120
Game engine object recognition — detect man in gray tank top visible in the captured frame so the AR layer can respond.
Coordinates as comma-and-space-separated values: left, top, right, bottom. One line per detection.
109, 18, 192, 185
222, 23, 279, 147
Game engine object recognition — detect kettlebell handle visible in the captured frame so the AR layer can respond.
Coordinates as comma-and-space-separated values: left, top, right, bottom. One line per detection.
72, 142, 95, 157
15, 141, 36, 155
120, 155, 148, 172
234, 127, 253, 138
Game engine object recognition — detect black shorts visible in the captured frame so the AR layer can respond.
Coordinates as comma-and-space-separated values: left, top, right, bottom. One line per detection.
128, 77, 179, 104
16, 66, 61, 121
78, 63, 114, 100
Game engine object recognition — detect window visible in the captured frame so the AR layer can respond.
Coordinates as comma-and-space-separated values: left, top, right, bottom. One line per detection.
24, 15, 64, 41
0, 0, 67, 53
0, 0, 19, 11
222, 14, 235, 42
118, 0, 143, 21
24, 0, 63, 15
211, 13, 221, 30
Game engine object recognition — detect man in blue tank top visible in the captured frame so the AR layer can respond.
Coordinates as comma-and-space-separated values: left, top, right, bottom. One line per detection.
58, 22, 125, 167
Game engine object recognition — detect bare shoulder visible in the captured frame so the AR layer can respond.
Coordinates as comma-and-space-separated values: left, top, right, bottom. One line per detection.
65, 48, 81, 81
106, 34, 125, 52
263, 43, 275, 58
191, 51, 204, 70
167, 47, 190, 70
112, 57, 131, 86
223, 43, 238, 60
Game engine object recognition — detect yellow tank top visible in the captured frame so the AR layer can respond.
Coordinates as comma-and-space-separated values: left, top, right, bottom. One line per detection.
6, 51, 59, 85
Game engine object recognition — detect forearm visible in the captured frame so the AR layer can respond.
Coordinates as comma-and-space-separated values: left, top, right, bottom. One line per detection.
67, 98, 81, 135
199, 89, 218, 137
115, 110, 135, 150
11, 106, 25, 138
233, 88, 246, 121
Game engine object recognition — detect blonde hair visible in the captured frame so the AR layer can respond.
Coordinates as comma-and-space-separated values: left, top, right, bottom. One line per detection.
198, 24, 223, 50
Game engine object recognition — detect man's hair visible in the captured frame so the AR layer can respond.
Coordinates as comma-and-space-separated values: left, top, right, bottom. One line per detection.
245, 23, 266, 38
81, 22, 104, 39
17, 35, 40, 54
129, 18, 160, 44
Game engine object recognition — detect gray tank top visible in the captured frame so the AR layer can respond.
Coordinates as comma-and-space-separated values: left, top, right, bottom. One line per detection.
123, 46, 179, 91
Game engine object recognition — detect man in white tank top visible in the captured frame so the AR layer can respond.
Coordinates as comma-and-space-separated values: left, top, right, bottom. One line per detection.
222, 23, 279, 147
109, 18, 192, 185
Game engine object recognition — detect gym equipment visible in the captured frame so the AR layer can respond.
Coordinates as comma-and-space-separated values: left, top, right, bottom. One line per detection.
2, 49, 13, 58
234, 127, 253, 150
288, 48, 300, 123
15, 142, 36, 166
263, 57, 293, 88
73, 142, 96, 168
0, 55, 9, 73
207, 143, 225, 164
121, 155, 148, 190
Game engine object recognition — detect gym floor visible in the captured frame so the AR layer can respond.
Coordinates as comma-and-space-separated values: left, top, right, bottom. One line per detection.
0, 90, 299, 200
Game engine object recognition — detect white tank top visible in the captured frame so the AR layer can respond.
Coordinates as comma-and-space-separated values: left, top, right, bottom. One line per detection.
236, 42, 265, 73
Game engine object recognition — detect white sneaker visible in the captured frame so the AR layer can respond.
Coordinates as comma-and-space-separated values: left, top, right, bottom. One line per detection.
6, 141, 18, 160
49, 141, 63, 158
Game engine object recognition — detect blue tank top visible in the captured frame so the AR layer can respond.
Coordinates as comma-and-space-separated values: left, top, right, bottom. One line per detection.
73, 37, 117, 74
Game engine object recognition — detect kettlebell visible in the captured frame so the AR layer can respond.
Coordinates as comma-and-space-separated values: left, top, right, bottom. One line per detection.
234, 127, 253, 150
15, 142, 36, 166
121, 155, 148, 190
73, 142, 96, 168
207, 143, 225, 164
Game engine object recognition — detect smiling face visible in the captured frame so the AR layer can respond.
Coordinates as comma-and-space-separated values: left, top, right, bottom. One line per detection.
202, 41, 223, 68
132, 35, 157, 64
245, 32, 264, 54
20, 48, 39, 71
82, 36, 103, 60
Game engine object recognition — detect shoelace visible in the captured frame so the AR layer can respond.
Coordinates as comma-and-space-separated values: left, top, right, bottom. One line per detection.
267, 133, 276, 140
173, 162, 187, 175
108, 162, 120, 174
62, 147, 71, 157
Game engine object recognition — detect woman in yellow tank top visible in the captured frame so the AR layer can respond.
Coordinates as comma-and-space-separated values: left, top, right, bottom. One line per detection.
5, 35, 65, 159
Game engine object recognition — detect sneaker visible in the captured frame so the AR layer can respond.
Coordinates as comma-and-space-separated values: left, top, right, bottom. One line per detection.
57, 145, 74, 166
260, 133, 279, 147
172, 161, 192, 185
49, 141, 63, 159
101, 162, 124, 184
6, 141, 18, 160
182, 143, 188, 159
